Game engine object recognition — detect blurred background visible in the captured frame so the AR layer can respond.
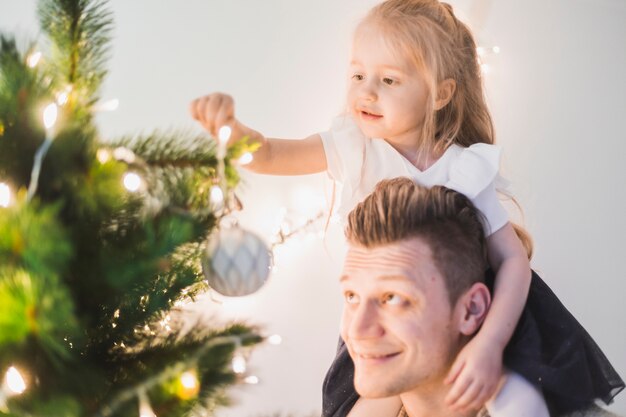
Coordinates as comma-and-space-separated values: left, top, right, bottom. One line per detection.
2, 0, 624, 415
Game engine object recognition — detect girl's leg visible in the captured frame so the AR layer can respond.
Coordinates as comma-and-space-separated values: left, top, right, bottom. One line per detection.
487, 370, 549, 417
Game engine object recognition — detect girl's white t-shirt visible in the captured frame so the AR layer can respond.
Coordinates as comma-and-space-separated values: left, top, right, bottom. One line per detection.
319, 115, 509, 236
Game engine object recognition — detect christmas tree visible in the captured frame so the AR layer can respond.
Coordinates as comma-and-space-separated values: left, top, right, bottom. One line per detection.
0, 0, 265, 415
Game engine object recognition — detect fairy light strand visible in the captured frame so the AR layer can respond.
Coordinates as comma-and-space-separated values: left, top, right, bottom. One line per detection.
94, 333, 257, 417
27, 103, 58, 201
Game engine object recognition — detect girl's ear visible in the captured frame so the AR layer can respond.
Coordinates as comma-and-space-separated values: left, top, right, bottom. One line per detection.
434, 78, 456, 110
456, 282, 491, 336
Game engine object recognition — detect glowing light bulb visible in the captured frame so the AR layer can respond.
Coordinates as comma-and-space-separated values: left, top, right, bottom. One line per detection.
94, 98, 120, 112
244, 375, 259, 384
492, 46, 500, 54
0, 183, 11, 208
113, 146, 136, 163
480, 63, 490, 74
210, 185, 224, 206
268, 334, 282, 345
26, 51, 42, 68
96, 148, 112, 164
43, 103, 58, 130
237, 152, 254, 165
4, 367, 26, 395
123, 172, 142, 192
476, 46, 485, 57
218, 126, 232, 144
231, 353, 246, 374
180, 371, 198, 390
177, 370, 200, 399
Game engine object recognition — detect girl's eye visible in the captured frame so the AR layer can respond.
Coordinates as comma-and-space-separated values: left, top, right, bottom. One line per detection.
382, 77, 395, 85
382, 293, 403, 305
345, 291, 359, 304
352, 74, 364, 81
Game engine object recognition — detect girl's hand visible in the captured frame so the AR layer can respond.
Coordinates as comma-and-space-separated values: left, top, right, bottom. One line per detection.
189, 93, 263, 146
444, 336, 504, 412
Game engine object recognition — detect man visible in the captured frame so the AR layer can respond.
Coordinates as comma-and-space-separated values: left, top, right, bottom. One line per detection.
323, 178, 621, 417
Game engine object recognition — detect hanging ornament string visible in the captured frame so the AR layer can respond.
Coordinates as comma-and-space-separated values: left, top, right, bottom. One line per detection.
26, 103, 58, 201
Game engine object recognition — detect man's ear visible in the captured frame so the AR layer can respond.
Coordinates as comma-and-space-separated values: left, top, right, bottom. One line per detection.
434, 78, 456, 110
456, 282, 491, 336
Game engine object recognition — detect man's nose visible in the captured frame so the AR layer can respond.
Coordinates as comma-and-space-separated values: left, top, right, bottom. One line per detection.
345, 301, 384, 340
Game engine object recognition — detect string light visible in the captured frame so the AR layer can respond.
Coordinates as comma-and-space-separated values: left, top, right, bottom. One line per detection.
0, 182, 12, 208
97, 149, 112, 164
176, 370, 200, 400
231, 353, 247, 374
267, 334, 282, 345
27, 103, 58, 201
218, 126, 232, 145
26, 51, 42, 68
93, 98, 120, 112
180, 371, 198, 390
113, 147, 136, 164
123, 172, 142, 192
209, 185, 224, 206
1, 366, 27, 408
43, 103, 58, 130
4, 367, 26, 395
243, 375, 259, 385
55, 86, 72, 106
138, 390, 156, 417
237, 152, 254, 165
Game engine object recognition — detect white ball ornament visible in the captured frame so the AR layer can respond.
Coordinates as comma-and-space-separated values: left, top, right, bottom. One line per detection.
202, 224, 272, 297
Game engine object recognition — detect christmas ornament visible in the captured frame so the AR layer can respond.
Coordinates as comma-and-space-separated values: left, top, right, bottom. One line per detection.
202, 223, 272, 297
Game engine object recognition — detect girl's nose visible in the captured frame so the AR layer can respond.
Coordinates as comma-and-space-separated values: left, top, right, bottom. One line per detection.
359, 80, 377, 102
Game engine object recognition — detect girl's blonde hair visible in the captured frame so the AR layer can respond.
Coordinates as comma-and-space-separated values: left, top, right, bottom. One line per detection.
357, 0, 533, 256
360, 0, 494, 154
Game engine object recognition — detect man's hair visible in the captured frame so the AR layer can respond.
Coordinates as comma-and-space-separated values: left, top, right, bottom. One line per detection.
345, 178, 488, 304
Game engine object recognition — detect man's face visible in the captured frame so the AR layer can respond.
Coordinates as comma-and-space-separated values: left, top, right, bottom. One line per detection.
340, 238, 462, 398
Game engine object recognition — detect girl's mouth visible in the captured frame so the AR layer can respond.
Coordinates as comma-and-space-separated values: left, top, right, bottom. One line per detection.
360, 110, 383, 120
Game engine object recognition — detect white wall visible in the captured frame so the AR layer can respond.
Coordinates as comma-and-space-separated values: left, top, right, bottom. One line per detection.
2, 1, 624, 416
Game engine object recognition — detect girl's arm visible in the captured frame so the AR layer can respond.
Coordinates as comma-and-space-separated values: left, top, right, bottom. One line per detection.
445, 222, 531, 411
481, 222, 531, 351
189, 93, 327, 175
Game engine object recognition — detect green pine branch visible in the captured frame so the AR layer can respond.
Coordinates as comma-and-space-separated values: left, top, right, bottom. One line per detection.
37, 0, 113, 110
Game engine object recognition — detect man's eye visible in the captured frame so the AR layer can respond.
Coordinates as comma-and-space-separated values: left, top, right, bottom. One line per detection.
345, 291, 359, 304
352, 74, 364, 81
382, 293, 403, 305
382, 77, 395, 85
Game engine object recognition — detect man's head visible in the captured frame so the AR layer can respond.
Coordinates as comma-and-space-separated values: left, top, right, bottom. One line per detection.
340, 178, 491, 398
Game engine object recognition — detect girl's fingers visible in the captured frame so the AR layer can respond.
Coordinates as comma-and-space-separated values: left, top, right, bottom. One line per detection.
189, 98, 200, 120
189, 94, 237, 138
445, 374, 473, 406
452, 381, 482, 411
445, 358, 464, 385
467, 385, 489, 411
214, 95, 234, 130
204, 95, 222, 136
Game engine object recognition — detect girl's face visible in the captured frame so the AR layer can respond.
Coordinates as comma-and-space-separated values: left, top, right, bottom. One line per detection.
348, 24, 431, 152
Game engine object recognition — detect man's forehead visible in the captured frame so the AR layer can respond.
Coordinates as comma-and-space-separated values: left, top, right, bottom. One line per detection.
341, 238, 437, 280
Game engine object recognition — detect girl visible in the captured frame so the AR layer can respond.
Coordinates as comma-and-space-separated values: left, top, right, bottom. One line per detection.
189, 1, 624, 416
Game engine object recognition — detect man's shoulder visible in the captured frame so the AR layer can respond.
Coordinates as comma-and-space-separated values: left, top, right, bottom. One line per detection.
480, 405, 621, 417
562, 405, 622, 417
